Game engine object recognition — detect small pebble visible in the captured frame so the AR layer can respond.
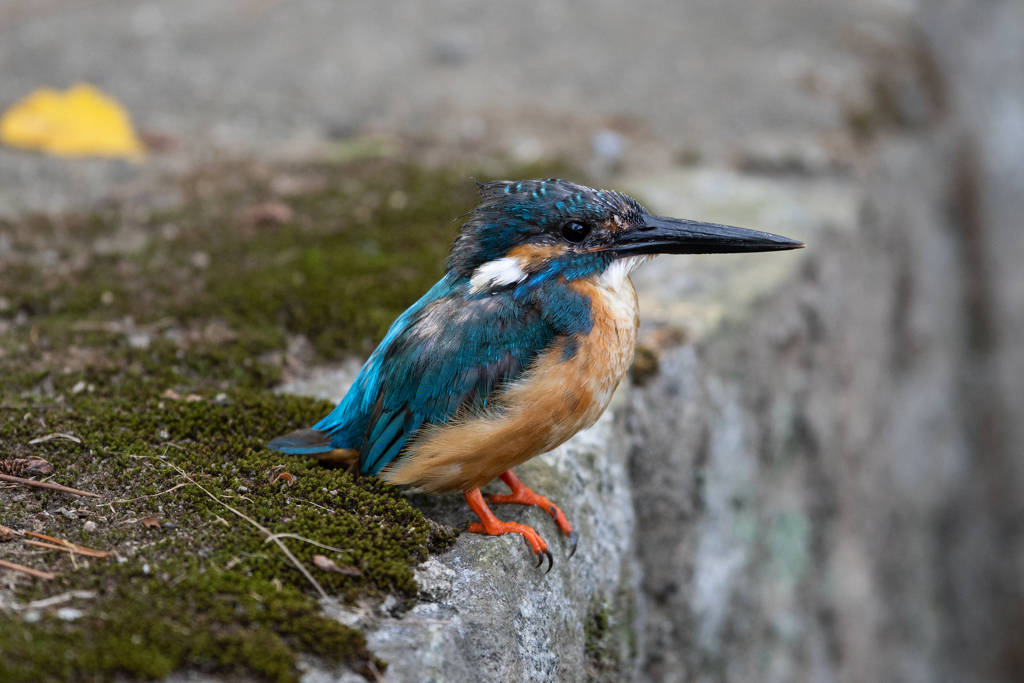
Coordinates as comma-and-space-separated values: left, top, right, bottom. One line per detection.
190, 251, 211, 269
23, 610, 40, 623
56, 608, 82, 621
379, 595, 399, 616
83, 520, 97, 533
142, 564, 151, 574
71, 380, 87, 395
127, 332, 150, 350
237, 486, 248, 493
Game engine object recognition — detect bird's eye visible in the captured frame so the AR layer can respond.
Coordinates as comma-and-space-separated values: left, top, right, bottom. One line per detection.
561, 222, 591, 243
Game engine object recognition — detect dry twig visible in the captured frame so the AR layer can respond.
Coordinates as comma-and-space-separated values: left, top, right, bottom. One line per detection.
24, 532, 110, 558
28, 433, 81, 445
0, 558, 54, 580
312, 554, 362, 576
14, 590, 95, 611
0, 473, 100, 498
109, 482, 190, 504
264, 533, 350, 555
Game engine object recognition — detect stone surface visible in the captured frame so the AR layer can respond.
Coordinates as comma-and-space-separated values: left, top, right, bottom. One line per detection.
917, 4, 1024, 682
276, 359, 365, 404
625, 134, 975, 683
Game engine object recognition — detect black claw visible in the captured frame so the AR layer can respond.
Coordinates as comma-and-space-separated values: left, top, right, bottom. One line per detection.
567, 531, 578, 559
535, 551, 544, 568
543, 550, 554, 575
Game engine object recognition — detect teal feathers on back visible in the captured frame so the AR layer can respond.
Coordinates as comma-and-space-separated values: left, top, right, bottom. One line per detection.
301, 266, 593, 475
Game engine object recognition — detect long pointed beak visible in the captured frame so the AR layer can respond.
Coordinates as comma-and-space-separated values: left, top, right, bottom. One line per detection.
608, 215, 805, 256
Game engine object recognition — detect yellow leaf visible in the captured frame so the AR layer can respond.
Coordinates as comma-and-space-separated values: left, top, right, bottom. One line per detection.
0, 83, 145, 160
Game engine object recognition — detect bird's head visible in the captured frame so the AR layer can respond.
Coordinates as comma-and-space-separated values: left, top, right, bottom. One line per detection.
448, 179, 803, 294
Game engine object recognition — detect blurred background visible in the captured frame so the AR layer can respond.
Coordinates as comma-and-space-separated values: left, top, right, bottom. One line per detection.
0, 1, 1022, 682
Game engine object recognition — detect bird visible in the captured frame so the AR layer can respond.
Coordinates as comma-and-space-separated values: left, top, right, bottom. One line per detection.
267, 178, 803, 572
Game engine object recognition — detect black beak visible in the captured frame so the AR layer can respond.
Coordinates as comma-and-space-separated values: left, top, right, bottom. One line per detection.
608, 215, 805, 256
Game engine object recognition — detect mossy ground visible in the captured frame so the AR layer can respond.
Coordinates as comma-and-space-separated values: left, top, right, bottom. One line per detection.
0, 154, 574, 681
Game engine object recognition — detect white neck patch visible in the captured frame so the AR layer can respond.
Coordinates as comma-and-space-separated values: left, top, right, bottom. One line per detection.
469, 257, 528, 294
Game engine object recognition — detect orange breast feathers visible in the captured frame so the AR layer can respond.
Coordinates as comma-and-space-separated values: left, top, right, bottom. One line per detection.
383, 262, 642, 494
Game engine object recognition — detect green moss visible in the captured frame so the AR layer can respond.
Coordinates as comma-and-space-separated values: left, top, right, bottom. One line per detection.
1, 571, 366, 682
0, 388, 457, 681
585, 602, 619, 679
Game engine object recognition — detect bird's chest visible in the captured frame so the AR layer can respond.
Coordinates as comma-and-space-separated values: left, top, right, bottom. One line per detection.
571, 271, 640, 417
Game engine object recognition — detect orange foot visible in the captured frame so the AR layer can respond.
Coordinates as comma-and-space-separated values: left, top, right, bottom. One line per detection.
488, 470, 578, 558
464, 488, 553, 573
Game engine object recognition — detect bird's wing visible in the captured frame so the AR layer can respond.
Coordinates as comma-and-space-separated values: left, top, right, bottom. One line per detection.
347, 270, 598, 477
306, 276, 462, 452
359, 285, 564, 476
300, 271, 593, 476
269, 268, 595, 475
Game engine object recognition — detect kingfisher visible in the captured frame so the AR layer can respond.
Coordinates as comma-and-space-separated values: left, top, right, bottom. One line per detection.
268, 179, 802, 571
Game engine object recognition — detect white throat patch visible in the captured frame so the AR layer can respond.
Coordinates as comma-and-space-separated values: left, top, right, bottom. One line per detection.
598, 255, 653, 290
468, 257, 528, 294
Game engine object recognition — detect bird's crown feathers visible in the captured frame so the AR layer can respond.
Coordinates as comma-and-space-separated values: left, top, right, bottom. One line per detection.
447, 179, 649, 282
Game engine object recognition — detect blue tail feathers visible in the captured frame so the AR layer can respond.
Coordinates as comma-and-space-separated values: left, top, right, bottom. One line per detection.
266, 428, 336, 455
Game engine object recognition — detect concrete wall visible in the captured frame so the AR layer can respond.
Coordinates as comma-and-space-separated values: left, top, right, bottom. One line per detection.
628, 135, 973, 683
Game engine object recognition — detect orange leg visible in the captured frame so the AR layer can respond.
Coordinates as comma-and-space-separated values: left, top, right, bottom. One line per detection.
488, 470, 578, 558
464, 488, 553, 572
